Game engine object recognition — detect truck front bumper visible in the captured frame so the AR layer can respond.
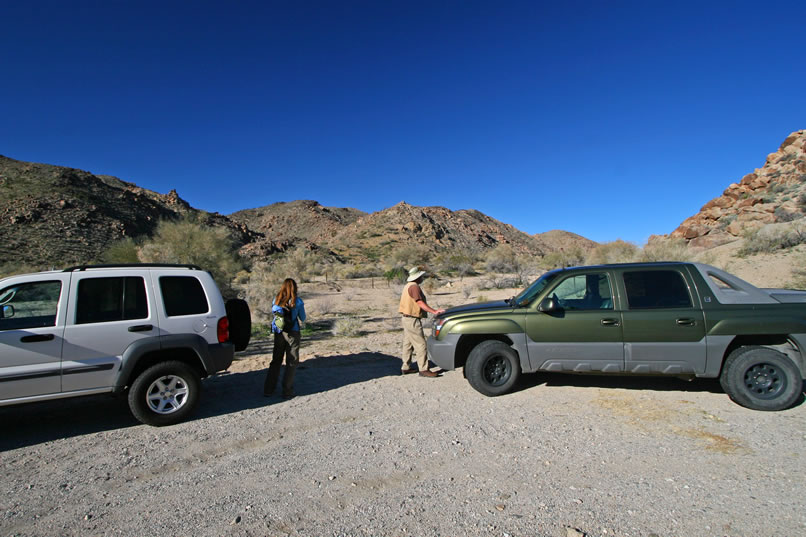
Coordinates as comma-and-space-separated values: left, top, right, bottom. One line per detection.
427, 334, 461, 371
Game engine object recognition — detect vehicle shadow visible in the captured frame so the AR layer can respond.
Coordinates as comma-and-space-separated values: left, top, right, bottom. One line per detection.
514, 372, 724, 395
513, 373, 806, 401
196, 352, 401, 419
0, 352, 401, 451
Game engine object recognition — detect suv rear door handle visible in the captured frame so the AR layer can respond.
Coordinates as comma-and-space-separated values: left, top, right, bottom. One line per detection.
601, 318, 620, 326
20, 334, 55, 343
676, 318, 696, 326
128, 324, 154, 332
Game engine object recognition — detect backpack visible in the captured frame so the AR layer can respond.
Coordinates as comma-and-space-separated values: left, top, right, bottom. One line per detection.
273, 305, 294, 332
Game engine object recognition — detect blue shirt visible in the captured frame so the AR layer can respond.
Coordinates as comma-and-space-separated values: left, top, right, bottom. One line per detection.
272, 297, 306, 333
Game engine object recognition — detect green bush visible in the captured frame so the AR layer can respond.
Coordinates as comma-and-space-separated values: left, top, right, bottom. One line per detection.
136, 219, 244, 297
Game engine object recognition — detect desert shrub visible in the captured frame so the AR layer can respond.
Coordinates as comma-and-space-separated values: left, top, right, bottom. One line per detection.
461, 285, 474, 300
738, 223, 806, 256
103, 237, 140, 264
136, 219, 244, 297
0, 262, 45, 279
481, 275, 519, 289
774, 207, 801, 222
341, 263, 382, 279
636, 237, 693, 262
476, 294, 489, 303
788, 259, 806, 290
585, 240, 639, 265
314, 297, 336, 316
436, 252, 480, 278
390, 245, 429, 268
266, 246, 328, 283
332, 317, 363, 337
235, 262, 275, 319
485, 244, 518, 273
540, 247, 586, 270
384, 266, 408, 284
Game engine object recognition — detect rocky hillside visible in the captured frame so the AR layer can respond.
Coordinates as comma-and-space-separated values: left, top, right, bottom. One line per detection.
0, 155, 597, 271
0, 155, 258, 268
671, 130, 806, 248
231, 201, 591, 264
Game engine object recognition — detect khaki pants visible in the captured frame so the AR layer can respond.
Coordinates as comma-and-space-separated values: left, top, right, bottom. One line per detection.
264, 330, 300, 396
401, 316, 428, 372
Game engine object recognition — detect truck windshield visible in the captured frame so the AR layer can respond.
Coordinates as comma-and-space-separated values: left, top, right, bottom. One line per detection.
513, 271, 559, 306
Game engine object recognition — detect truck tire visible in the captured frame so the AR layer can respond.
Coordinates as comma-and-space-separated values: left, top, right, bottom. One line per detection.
720, 346, 802, 411
465, 340, 521, 397
226, 298, 251, 352
128, 361, 201, 426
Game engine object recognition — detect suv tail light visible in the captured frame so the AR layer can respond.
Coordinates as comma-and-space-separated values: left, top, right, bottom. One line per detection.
217, 317, 230, 343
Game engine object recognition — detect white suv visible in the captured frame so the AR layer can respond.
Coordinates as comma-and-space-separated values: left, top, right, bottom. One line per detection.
0, 264, 250, 426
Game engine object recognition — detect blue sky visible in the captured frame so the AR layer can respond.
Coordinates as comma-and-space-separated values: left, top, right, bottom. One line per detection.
2, 1, 804, 244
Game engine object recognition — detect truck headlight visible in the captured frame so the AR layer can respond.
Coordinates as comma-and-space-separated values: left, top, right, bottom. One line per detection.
433, 318, 446, 338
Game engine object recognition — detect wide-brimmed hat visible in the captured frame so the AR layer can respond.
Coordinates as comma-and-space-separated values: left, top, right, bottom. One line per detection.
407, 267, 427, 282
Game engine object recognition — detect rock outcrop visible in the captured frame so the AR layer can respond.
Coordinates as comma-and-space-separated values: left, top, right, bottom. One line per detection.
671, 130, 806, 248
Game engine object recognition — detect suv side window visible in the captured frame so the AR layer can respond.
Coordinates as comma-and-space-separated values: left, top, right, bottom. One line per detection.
76, 277, 148, 324
550, 273, 614, 310
160, 276, 209, 316
0, 281, 61, 330
623, 270, 692, 309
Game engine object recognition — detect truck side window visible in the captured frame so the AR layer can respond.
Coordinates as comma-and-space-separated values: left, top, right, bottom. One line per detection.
550, 273, 613, 310
0, 281, 61, 330
624, 271, 692, 309
76, 277, 148, 324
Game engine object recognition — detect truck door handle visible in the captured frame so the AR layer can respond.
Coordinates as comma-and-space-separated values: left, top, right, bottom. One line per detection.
20, 334, 55, 343
601, 318, 620, 326
128, 324, 154, 332
676, 318, 696, 326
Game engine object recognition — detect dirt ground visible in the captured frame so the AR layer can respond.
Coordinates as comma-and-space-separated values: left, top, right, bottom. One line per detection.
3, 270, 806, 537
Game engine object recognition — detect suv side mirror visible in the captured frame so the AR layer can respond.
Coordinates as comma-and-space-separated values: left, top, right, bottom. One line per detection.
1, 304, 14, 319
538, 297, 561, 313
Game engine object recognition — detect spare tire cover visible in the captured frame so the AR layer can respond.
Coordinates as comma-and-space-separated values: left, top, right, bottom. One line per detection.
225, 298, 251, 352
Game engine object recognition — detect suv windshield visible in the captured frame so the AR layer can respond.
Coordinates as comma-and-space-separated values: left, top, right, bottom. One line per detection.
513, 270, 560, 306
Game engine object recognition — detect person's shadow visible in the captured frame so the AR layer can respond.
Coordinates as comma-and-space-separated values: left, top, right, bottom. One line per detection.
0, 352, 401, 451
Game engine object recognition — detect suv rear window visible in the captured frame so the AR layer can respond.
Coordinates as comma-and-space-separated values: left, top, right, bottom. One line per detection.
76, 277, 148, 324
160, 276, 209, 316
623, 270, 692, 309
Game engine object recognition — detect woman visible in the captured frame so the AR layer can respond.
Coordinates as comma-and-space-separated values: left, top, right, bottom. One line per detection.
264, 278, 306, 399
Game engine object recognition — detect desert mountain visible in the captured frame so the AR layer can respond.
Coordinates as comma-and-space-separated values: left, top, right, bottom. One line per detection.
0, 155, 257, 268
0, 155, 596, 271
671, 130, 806, 248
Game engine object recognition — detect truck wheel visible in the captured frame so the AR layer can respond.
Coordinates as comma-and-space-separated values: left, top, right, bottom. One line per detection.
128, 361, 201, 426
465, 340, 521, 397
720, 346, 802, 411
226, 298, 251, 352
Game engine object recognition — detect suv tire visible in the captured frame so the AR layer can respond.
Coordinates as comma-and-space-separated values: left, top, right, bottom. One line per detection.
720, 346, 802, 411
466, 340, 521, 397
128, 361, 201, 426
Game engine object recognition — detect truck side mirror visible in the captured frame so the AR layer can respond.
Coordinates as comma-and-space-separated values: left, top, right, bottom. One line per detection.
1, 304, 14, 319
538, 297, 560, 313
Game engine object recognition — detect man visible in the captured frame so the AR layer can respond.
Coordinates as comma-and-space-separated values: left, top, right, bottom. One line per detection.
398, 267, 445, 377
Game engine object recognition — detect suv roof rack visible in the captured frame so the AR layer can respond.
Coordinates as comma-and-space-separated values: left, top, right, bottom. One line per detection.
63, 263, 203, 272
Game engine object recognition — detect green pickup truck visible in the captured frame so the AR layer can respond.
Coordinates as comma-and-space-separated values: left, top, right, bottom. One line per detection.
427, 262, 806, 411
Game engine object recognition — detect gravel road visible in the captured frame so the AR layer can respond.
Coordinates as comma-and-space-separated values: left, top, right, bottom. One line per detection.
2, 346, 805, 537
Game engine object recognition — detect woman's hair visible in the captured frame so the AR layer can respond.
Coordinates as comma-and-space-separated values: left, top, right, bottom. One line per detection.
275, 278, 298, 308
